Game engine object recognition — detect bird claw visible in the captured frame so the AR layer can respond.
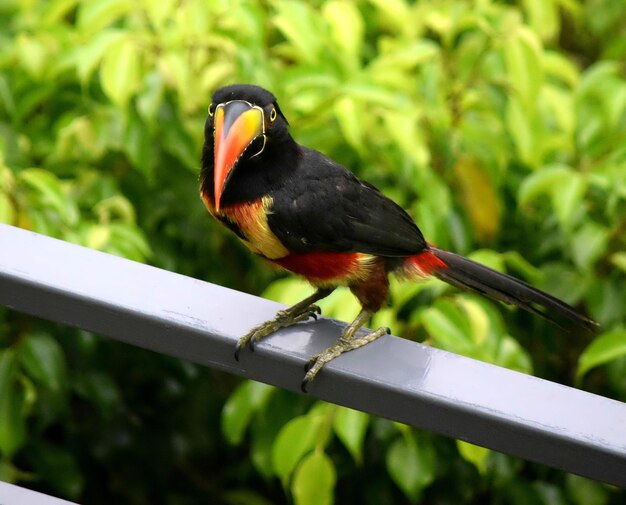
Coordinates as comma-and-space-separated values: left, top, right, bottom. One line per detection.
233, 304, 322, 361
300, 326, 390, 392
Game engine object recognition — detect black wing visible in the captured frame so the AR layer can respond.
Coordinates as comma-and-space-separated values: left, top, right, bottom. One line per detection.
267, 148, 427, 257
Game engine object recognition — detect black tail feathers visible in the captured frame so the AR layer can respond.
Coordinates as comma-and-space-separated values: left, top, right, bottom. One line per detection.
430, 247, 597, 332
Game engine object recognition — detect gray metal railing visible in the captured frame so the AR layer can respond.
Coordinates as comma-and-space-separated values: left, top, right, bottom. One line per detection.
1, 223, 625, 490
0, 481, 77, 504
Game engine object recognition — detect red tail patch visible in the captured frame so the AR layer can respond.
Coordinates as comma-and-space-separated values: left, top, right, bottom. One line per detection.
401, 250, 448, 278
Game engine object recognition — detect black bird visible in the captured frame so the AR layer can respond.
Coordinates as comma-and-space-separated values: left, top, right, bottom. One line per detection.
199, 84, 596, 391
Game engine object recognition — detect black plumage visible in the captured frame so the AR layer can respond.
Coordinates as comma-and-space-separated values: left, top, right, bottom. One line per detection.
200, 84, 597, 389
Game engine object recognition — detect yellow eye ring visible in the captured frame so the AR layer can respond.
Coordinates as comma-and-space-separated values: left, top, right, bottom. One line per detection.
208, 104, 214, 117
270, 107, 277, 122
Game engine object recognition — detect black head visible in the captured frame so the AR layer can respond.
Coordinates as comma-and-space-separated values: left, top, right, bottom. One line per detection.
202, 84, 293, 210
211, 84, 279, 113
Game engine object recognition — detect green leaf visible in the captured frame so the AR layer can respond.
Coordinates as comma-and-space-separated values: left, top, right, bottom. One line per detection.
518, 164, 570, 207
18, 332, 67, 392
566, 474, 610, 505
100, 36, 142, 108
368, 0, 410, 31
322, 0, 364, 66
262, 277, 313, 305
42, 0, 81, 26
333, 95, 364, 151
468, 250, 505, 271
457, 440, 490, 474
250, 409, 279, 480
106, 223, 151, 262
543, 51, 579, 88
0, 350, 26, 457
0, 193, 15, 224
273, 1, 324, 63
383, 109, 429, 167
161, 122, 199, 172
332, 406, 369, 463
503, 251, 542, 284
506, 97, 539, 167
610, 252, 626, 274
421, 300, 473, 353
453, 158, 502, 241
542, 85, 575, 137
75, 29, 126, 85
521, 0, 559, 42
576, 61, 621, 102
272, 414, 322, 485
30, 442, 84, 499
222, 489, 275, 505
571, 222, 609, 270
73, 371, 121, 418
494, 335, 533, 374
577, 327, 626, 379
18, 169, 76, 225
16, 34, 48, 80
292, 450, 336, 505
77, 0, 131, 35
221, 381, 274, 445
386, 433, 435, 502
140, 0, 177, 30
552, 173, 586, 230
518, 164, 586, 229
503, 27, 543, 109
456, 298, 490, 346
539, 263, 590, 306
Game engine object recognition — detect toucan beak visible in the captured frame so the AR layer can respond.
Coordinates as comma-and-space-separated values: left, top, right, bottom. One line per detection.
213, 100, 264, 211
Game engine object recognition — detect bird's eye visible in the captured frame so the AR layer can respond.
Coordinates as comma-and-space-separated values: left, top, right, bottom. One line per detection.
208, 103, 215, 117
269, 107, 277, 122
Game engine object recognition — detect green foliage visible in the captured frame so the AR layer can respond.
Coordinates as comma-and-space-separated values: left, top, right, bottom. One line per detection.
1, 0, 625, 503
386, 428, 436, 502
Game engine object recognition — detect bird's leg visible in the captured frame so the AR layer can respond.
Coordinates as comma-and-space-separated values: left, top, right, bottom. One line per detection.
235, 287, 334, 360
301, 308, 390, 392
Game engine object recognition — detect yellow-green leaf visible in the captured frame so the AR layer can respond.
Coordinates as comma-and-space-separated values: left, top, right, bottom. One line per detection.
0, 193, 15, 224
333, 95, 364, 151
453, 158, 502, 242
323, 1, 364, 66
571, 222, 609, 270
386, 433, 435, 502
506, 96, 540, 167
0, 351, 26, 457
272, 415, 321, 485
504, 27, 543, 109
18, 332, 67, 392
457, 440, 490, 474
333, 407, 369, 463
610, 252, 626, 274
578, 327, 626, 379
292, 451, 336, 505
421, 300, 473, 353
76, 29, 126, 85
273, 1, 324, 63
521, 0, 559, 42
221, 381, 274, 445
100, 37, 142, 108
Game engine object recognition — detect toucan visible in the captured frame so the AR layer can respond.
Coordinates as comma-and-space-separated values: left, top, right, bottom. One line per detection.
200, 84, 595, 391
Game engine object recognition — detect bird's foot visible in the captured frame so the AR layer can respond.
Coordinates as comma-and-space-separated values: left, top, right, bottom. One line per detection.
301, 326, 390, 392
234, 304, 321, 360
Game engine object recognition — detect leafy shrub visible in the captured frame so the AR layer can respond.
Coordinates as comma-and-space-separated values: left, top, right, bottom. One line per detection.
1, 0, 625, 503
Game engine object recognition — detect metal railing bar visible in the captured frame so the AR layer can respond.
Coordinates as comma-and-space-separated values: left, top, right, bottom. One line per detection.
1, 224, 625, 487
0, 481, 78, 505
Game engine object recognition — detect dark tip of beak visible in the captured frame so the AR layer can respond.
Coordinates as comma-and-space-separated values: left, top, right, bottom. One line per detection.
222, 101, 255, 136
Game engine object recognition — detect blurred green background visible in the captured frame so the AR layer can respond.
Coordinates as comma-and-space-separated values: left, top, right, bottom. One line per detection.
1, 0, 625, 503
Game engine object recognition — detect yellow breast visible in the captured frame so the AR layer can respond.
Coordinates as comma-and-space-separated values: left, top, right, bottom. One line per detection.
205, 193, 289, 260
